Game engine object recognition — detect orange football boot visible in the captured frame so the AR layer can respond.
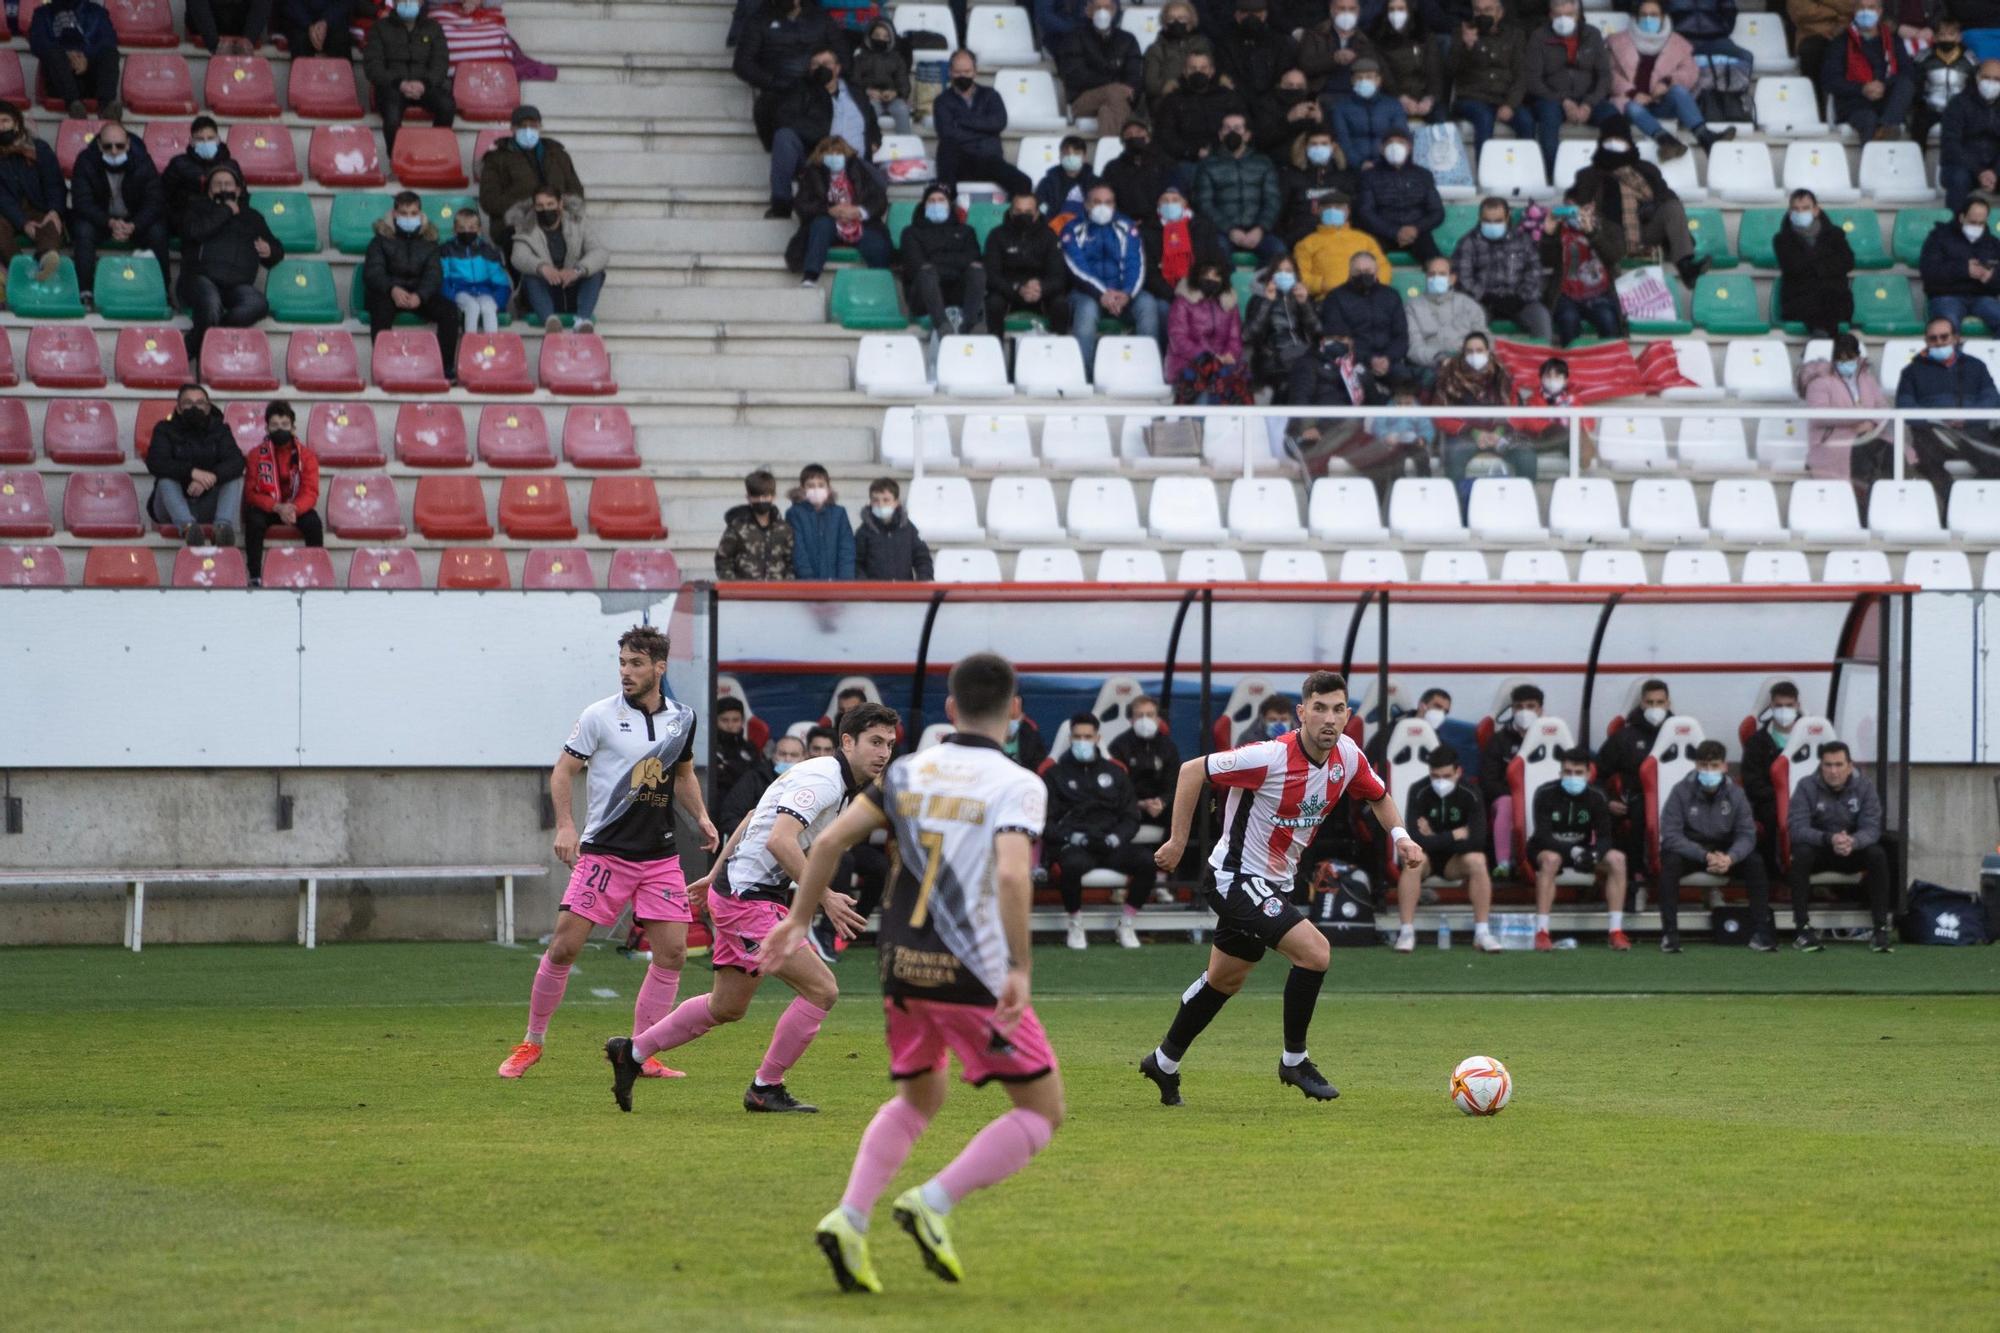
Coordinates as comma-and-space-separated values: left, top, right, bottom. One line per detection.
498, 1042, 544, 1078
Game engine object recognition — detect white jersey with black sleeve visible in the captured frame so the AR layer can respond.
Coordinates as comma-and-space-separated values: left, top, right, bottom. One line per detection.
718, 753, 856, 903
563, 693, 698, 863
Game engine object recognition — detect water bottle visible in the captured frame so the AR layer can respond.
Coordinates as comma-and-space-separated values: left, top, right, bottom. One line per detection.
1437, 917, 1453, 950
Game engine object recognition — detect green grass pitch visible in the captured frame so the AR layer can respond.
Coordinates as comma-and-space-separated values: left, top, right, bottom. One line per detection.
5, 940, 1999, 1330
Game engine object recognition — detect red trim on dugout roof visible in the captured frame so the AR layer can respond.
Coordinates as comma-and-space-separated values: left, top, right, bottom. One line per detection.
715, 581, 1916, 604
719, 661, 1843, 675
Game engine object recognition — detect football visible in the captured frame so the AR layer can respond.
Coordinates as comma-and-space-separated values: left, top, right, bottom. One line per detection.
1451, 1056, 1513, 1116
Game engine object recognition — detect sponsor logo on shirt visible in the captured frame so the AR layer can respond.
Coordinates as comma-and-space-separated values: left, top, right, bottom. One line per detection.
1272, 794, 1328, 831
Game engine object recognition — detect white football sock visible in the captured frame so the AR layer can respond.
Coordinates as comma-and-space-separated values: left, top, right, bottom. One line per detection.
1608, 911, 1624, 931
841, 1204, 869, 1233
919, 1180, 954, 1214
1153, 1047, 1180, 1074
1280, 1049, 1308, 1068
1534, 914, 1550, 932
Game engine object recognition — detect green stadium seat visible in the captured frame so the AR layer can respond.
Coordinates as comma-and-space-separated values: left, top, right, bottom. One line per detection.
1231, 268, 1256, 308
967, 200, 1006, 247
885, 199, 918, 251
349, 264, 420, 326
1851, 275, 1923, 335
253, 191, 320, 254
1891, 208, 1951, 267
1628, 277, 1692, 336
421, 192, 478, 235
1433, 202, 1482, 257
94, 253, 170, 319
268, 259, 340, 323
1736, 208, 1782, 268
1826, 209, 1888, 269
830, 267, 907, 330
330, 192, 395, 255
1681, 207, 1735, 270
7, 254, 85, 318
1692, 272, 1768, 334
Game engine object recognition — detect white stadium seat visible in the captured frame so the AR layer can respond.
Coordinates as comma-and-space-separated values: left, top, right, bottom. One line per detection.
873, 133, 928, 168
1903, 550, 1974, 589
959, 413, 1034, 468
1388, 478, 1468, 543
856, 335, 933, 397
1857, 141, 1934, 204
1653, 136, 1706, 201
1118, 5, 1161, 47
1662, 339, 1720, 399
1596, 416, 1671, 470
966, 7, 1039, 65
1722, 339, 1795, 400
1419, 549, 1490, 583
935, 335, 1013, 397
1986, 553, 2000, 590
1015, 134, 1064, 175
1741, 550, 1812, 583
1551, 139, 1596, 193
917, 722, 954, 750
1308, 477, 1389, 542
1198, 414, 1259, 471
1258, 549, 1329, 581
985, 476, 1066, 542
1868, 481, 1947, 544
1707, 142, 1784, 203
1734, 12, 1796, 71
1675, 416, 1753, 471
934, 547, 1003, 581
1754, 77, 1824, 136
1467, 478, 1548, 542
1015, 546, 1086, 581
1788, 480, 1866, 542
1707, 479, 1787, 543
1549, 477, 1628, 541
1822, 549, 1893, 583
892, 4, 955, 41
1227, 478, 1307, 542
1964, 339, 2000, 383
1948, 481, 2000, 540
1627, 478, 1708, 543
1147, 476, 1227, 542
1067, 475, 1146, 541
991, 67, 1065, 131
1014, 336, 1091, 398
1095, 337, 1172, 398
1781, 140, 1858, 202
907, 476, 984, 542
1040, 414, 1115, 465
1117, 416, 1196, 470
1093, 135, 1123, 174
878, 407, 955, 466
1874, 339, 1925, 398
1338, 549, 1410, 581
1477, 139, 1549, 199
1175, 548, 1249, 582
1097, 547, 1168, 581
1661, 549, 1732, 584
1578, 548, 1648, 583
1498, 549, 1571, 582
1755, 418, 1810, 473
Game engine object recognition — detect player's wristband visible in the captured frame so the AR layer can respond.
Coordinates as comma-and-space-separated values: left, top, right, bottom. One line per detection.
1390, 826, 1410, 846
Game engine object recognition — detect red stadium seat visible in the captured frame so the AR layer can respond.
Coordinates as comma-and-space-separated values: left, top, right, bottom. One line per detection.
63, 471, 144, 537
308, 125, 385, 187
115, 326, 191, 389
0, 471, 55, 538
199, 328, 278, 391
452, 60, 520, 122
437, 548, 511, 589
121, 53, 198, 115
0, 328, 15, 386
347, 547, 422, 589
107, 0, 178, 46
227, 122, 303, 185
389, 126, 466, 187
0, 51, 25, 111
205, 56, 280, 118
498, 475, 576, 539
523, 547, 596, 589
55, 118, 103, 177
288, 57, 365, 119
140, 122, 188, 174
560, 405, 639, 469
133, 399, 175, 458
287, 328, 364, 393
414, 475, 494, 539
308, 403, 385, 467
27, 326, 107, 389
327, 473, 407, 539
473, 127, 506, 163
477, 405, 554, 467
588, 477, 665, 540
394, 401, 472, 467
84, 546, 161, 587
0, 400, 31, 464
457, 333, 533, 394
607, 548, 682, 590
221, 402, 265, 455
173, 545, 250, 588
263, 546, 339, 588
0, 543, 65, 586
539, 333, 618, 396
372, 329, 448, 393
42, 399, 120, 464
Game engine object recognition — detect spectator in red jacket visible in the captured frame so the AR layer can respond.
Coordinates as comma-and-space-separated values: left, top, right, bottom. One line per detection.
241, 399, 322, 585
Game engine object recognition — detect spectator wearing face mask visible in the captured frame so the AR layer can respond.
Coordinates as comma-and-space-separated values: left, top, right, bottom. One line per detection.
1788, 741, 1894, 953
935, 50, 1034, 196
901, 183, 989, 336
1452, 196, 1553, 341
853, 477, 935, 582
1438, 331, 1532, 489
1509, 355, 1579, 455
715, 469, 796, 582
1279, 129, 1349, 246
721, 734, 805, 837
1058, 0, 1144, 139
1404, 256, 1489, 373
1350, 375, 1436, 494
1154, 50, 1248, 164
365, 190, 463, 376
146, 384, 245, 546
1371, 0, 1442, 121
1919, 197, 2000, 334
735, 0, 838, 149
1479, 683, 1545, 877
164, 118, 232, 241
1004, 698, 1050, 771
1570, 115, 1707, 290
69, 119, 170, 310
439, 208, 511, 335
1244, 255, 1322, 390
1036, 135, 1101, 220
1520, 0, 1614, 175
789, 137, 892, 289
0, 104, 68, 289
1214, 0, 1298, 101
364, 0, 455, 153
1102, 121, 1177, 225
985, 192, 1071, 332
1192, 112, 1285, 263
711, 696, 764, 804
1895, 317, 2000, 504
240, 399, 322, 586
1821, 0, 1913, 144
1168, 258, 1252, 404
27, 0, 122, 120
1799, 333, 1894, 489
179, 163, 283, 364
1527, 747, 1630, 950
1414, 689, 1483, 777
1656, 740, 1768, 953
1913, 20, 1972, 150
1145, 1, 1213, 103
1740, 681, 1800, 874
1063, 183, 1161, 368
1538, 187, 1624, 347
1331, 57, 1412, 172
1295, 191, 1388, 299
786, 464, 855, 581
1239, 693, 1296, 745
1449, 0, 1529, 152
1597, 676, 1672, 865
1110, 694, 1181, 837
1394, 745, 1500, 953
1608, 0, 1733, 161
1775, 189, 1855, 340
1939, 59, 2000, 214
766, 46, 880, 220
508, 188, 607, 335
1285, 328, 1392, 470
1353, 126, 1442, 267
853, 17, 914, 137
1789, 0, 1850, 106
1044, 714, 1155, 950
1300, 0, 1380, 99
1253, 66, 1327, 156
1319, 251, 1407, 384
479, 105, 583, 260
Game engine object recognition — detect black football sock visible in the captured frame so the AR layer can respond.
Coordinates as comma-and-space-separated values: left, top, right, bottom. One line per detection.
1282, 965, 1326, 1057
1160, 973, 1231, 1063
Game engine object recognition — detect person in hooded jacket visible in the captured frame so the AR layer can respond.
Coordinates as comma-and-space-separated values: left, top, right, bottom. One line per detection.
716, 469, 796, 581
1278, 126, 1349, 245
439, 207, 511, 334
70, 119, 170, 305
984, 191, 1070, 332
853, 15, 914, 135
768, 44, 881, 218
179, 162, 283, 364
1145, 1, 1215, 101
786, 463, 856, 580
146, 383, 245, 544
1058, 0, 1144, 139
901, 181, 989, 335
789, 136, 892, 286
853, 478, 935, 581
1570, 114, 1706, 289
365, 191, 462, 374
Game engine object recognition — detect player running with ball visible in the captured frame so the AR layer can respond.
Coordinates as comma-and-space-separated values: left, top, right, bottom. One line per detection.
1139, 671, 1424, 1106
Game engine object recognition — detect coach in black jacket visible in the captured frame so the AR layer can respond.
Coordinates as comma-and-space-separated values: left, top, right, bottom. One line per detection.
1527, 747, 1631, 948
1109, 694, 1181, 832
984, 196, 1071, 333
1044, 714, 1157, 929
1395, 743, 1496, 950
70, 123, 171, 302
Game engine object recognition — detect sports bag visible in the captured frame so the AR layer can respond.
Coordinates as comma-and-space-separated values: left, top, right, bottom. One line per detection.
1901, 880, 1992, 946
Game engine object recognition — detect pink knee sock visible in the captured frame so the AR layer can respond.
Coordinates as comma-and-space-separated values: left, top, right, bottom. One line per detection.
525, 956, 571, 1041
755, 997, 829, 1086
633, 993, 716, 1062
931, 1108, 1055, 1207
632, 964, 681, 1037
840, 1098, 933, 1218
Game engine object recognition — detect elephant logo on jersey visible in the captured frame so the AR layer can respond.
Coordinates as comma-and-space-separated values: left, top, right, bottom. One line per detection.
631, 757, 667, 791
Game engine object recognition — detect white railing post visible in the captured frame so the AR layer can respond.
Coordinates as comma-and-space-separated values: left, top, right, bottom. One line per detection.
1892, 416, 1905, 482
1568, 413, 1581, 478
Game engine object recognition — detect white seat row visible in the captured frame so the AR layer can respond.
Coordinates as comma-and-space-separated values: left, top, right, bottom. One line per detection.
1482, 138, 1928, 205
907, 474, 1309, 545
858, 335, 1170, 401
879, 407, 1292, 472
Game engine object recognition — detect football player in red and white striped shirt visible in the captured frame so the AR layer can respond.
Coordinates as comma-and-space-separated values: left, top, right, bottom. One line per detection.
1140, 671, 1424, 1106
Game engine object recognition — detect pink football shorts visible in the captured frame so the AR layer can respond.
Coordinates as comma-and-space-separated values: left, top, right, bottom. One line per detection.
707, 890, 805, 973
885, 996, 1059, 1086
559, 853, 690, 926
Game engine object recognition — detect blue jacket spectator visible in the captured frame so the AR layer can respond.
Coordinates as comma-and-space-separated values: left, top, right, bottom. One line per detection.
786, 468, 857, 580
28, 0, 120, 112
1353, 136, 1444, 264
1895, 336, 2000, 410
1035, 0, 1093, 47
439, 231, 513, 306
1061, 207, 1147, 298
1940, 80, 2000, 212
1036, 158, 1100, 218
1917, 213, 2000, 302
933, 56, 1034, 195
1328, 69, 1410, 168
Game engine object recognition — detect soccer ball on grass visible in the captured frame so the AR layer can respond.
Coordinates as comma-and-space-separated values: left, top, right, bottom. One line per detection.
1450, 1056, 1512, 1116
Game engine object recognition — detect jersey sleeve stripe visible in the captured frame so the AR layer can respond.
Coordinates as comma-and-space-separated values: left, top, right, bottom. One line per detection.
562, 744, 591, 762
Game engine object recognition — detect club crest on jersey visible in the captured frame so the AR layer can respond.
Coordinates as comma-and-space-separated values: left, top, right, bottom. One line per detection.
791, 786, 819, 810
1272, 794, 1328, 830
1327, 762, 1345, 782
1213, 752, 1240, 773
1097, 772, 1114, 788
1261, 897, 1284, 917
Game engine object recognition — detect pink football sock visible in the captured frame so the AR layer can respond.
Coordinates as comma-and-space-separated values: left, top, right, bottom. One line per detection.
632, 964, 681, 1037
633, 993, 716, 1062
755, 997, 829, 1086
525, 956, 571, 1041
840, 1098, 933, 1218
931, 1108, 1056, 1206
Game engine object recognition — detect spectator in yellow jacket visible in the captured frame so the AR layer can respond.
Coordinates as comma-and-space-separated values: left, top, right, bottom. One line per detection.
1293, 191, 1390, 299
